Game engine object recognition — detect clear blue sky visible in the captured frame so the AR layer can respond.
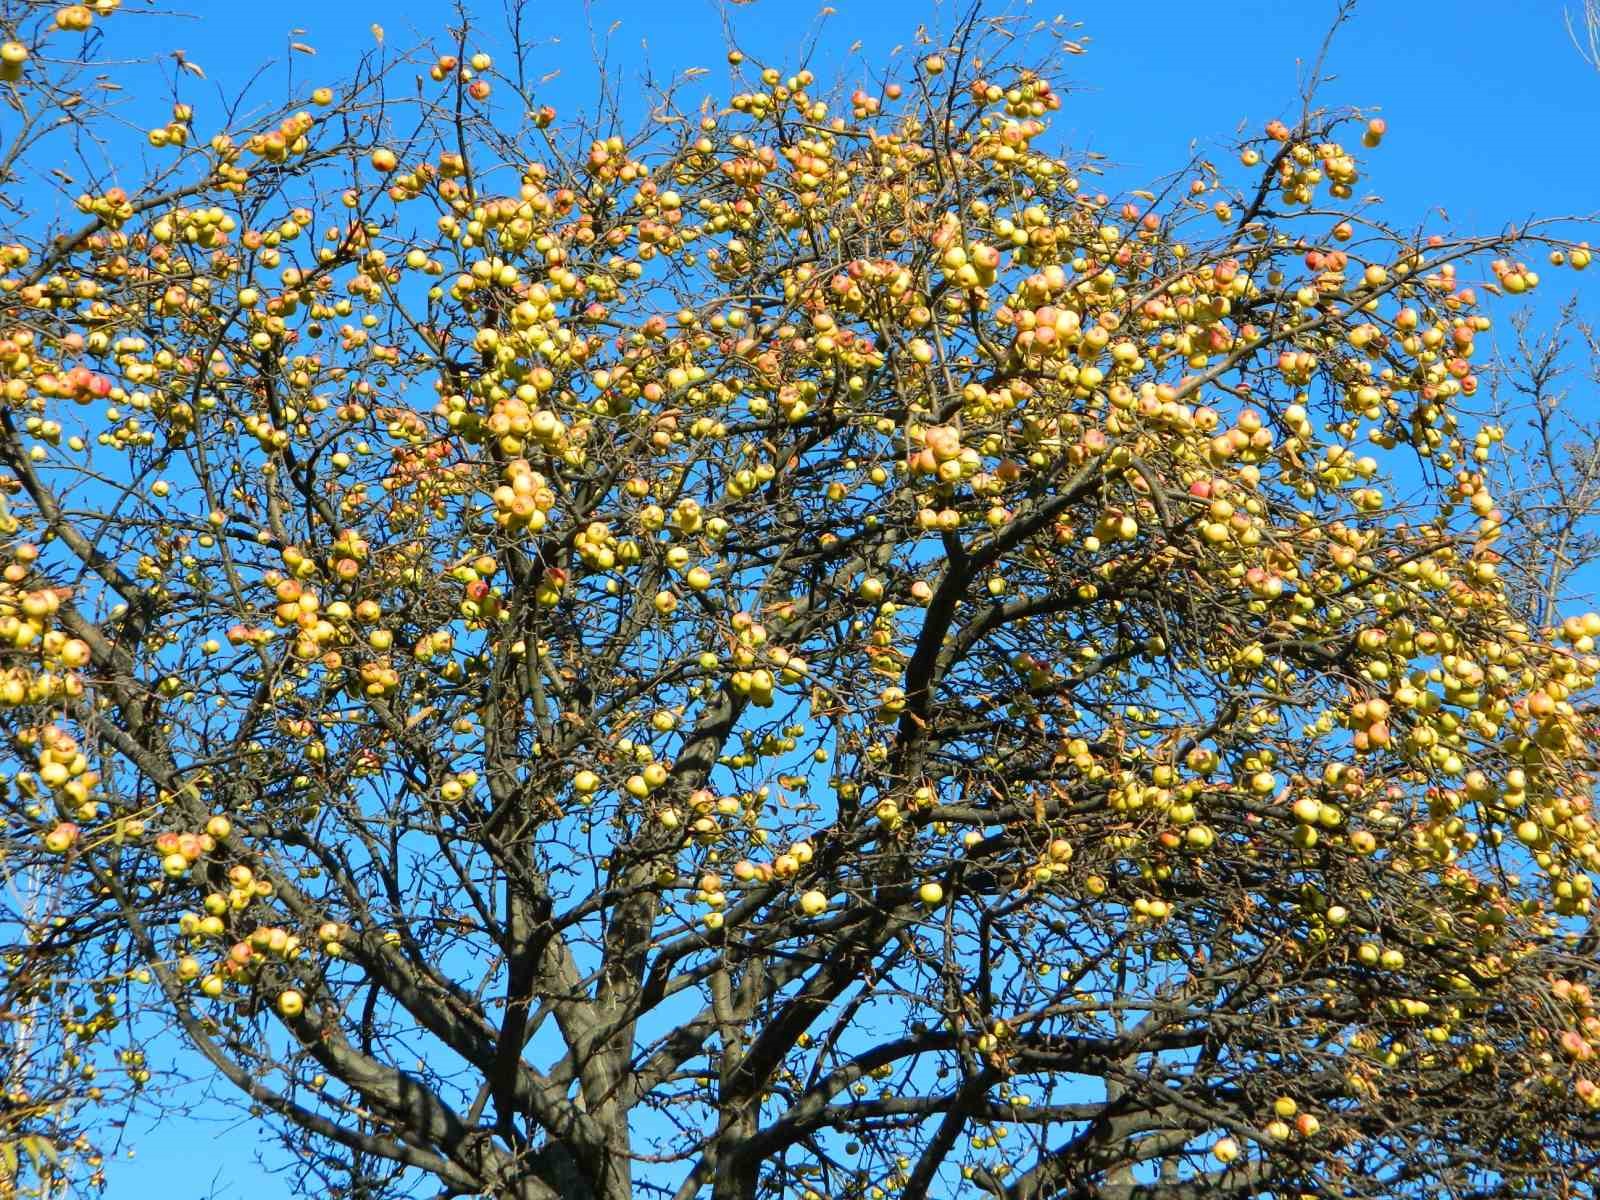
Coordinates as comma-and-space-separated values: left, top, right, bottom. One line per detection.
69, 0, 1600, 1195
98, 0, 1600, 228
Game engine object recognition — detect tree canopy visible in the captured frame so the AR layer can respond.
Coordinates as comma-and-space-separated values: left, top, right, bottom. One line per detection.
2, 4, 1600, 1199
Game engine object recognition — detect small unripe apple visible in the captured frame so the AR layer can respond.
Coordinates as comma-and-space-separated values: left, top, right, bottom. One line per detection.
917, 881, 944, 906
1211, 1137, 1241, 1164
277, 989, 304, 1017
799, 889, 829, 916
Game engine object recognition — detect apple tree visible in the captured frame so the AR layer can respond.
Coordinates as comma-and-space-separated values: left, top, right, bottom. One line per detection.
1, 4, 1599, 1199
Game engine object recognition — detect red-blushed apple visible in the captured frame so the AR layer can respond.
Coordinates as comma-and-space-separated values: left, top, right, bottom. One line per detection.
44, 822, 79, 853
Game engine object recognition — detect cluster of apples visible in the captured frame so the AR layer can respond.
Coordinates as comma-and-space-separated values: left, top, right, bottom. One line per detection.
426, 52, 493, 102
1491, 258, 1541, 295
479, 392, 571, 457
54, 5, 108, 31
937, 236, 1002, 291
0, 549, 93, 698
174, 863, 274, 936
245, 110, 317, 164
29, 363, 115, 406
152, 815, 232, 878
906, 423, 982, 484
145, 102, 193, 149
150, 205, 240, 252
66, 186, 133, 229
181, 916, 303, 1005
20, 719, 98, 826
824, 257, 920, 318
490, 459, 557, 531
1548, 979, 1600, 1098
